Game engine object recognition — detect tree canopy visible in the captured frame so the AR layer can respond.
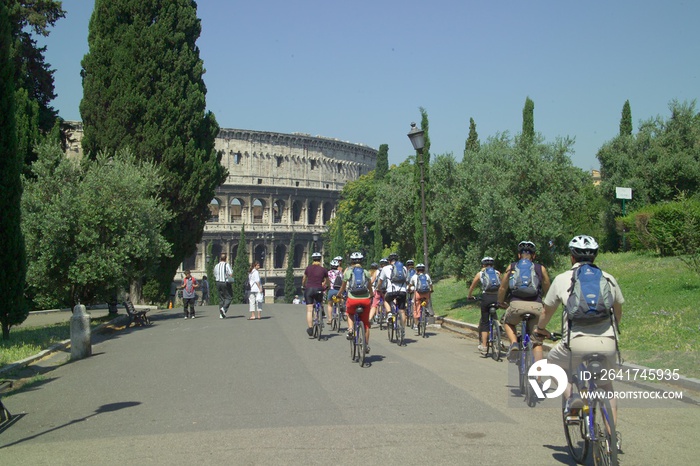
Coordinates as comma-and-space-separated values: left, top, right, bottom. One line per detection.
80, 0, 226, 296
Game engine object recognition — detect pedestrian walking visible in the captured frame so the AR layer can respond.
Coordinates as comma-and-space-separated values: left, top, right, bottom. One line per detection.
199, 275, 210, 306
214, 253, 233, 318
248, 262, 263, 319
179, 270, 199, 319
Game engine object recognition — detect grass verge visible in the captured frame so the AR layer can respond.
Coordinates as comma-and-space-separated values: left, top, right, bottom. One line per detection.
434, 251, 700, 379
0, 315, 114, 369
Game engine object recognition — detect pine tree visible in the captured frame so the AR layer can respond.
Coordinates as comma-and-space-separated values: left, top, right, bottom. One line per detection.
284, 233, 296, 303
232, 226, 249, 304
620, 100, 633, 136
522, 96, 535, 145
464, 117, 480, 157
79, 0, 226, 299
375, 143, 388, 180
1, 0, 28, 339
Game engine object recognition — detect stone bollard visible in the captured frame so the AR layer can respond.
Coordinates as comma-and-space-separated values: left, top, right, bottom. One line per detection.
70, 304, 92, 360
263, 282, 277, 304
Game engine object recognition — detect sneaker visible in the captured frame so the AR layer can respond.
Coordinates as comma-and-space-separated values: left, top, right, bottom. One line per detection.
412, 325, 418, 330
564, 394, 584, 417
615, 431, 622, 453
477, 344, 486, 354
184, 315, 188, 319
506, 343, 520, 362
306, 327, 313, 337
190, 315, 195, 319
346, 330, 353, 340
365, 345, 371, 354
219, 308, 226, 319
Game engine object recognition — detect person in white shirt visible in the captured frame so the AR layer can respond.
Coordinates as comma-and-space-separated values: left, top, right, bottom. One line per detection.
248, 262, 263, 319
213, 254, 233, 319
376, 253, 408, 337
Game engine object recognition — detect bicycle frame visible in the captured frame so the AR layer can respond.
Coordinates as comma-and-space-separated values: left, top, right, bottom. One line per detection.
312, 294, 324, 340
351, 306, 367, 367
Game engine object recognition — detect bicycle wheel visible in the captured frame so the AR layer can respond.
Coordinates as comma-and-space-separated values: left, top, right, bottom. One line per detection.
406, 301, 414, 328
563, 383, 590, 464
350, 321, 357, 361
357, 322, 366, 367
420, 307, 427, 338
592, 398, 618, 466
490, 319, 502, 361
396, 313, 405, 346
525, 343, 537, 407
387, 315, 395, 342
518, 343, 527, 395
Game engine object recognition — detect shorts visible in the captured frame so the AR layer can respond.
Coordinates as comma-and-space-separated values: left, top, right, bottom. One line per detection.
503, 300, 543, 335
327, 288, 340, 302
304, 287, 324, 305
384, 291, 407, 311
371, 290, 384, 308
547, 335, 618, 383
346, 297, 371, 331
479, 293, 499, 332
413, 291, 431, 317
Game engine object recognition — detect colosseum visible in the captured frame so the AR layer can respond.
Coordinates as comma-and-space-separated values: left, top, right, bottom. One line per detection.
64, 122, 378, 299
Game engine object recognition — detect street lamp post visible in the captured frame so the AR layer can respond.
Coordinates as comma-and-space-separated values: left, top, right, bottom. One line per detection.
407, 122, 429, 274
257, 232, 274, 284
312, 232, 319, 254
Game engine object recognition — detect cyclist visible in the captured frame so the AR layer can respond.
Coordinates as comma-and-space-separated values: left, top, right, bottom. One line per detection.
302, 251, 329, 336
497, 241, 550, 362
326, 259, 343, 324
467, 257, 502, 355
533, 235, 623, 434
338, 252, 374, 353
377, 253, 409, 333
410, 263, 434, 332
369, 258, 387, 323
405, 259, 417, 325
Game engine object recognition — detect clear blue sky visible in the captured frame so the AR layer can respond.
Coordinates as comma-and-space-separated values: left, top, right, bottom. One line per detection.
39, 0, 700, 170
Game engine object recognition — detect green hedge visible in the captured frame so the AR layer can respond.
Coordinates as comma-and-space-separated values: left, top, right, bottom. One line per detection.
619, 200, 700, 256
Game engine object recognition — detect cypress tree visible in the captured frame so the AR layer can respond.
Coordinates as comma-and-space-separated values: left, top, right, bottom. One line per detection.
375, 143, 388, 180
372, 216, 383, 263
231, 226, 249, 304
284, 233, 296, 303
464, 117, 480, 157
620, 100, 633, 136
205, 242, 219, 306
1, 0, 28, 339
522, 96, 535, 145
413, 107, 431, 262
80, 0, 226, 298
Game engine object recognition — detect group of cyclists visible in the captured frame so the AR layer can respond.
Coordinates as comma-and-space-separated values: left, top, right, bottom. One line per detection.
468, 236, 625, 459
301, 251, 434, 355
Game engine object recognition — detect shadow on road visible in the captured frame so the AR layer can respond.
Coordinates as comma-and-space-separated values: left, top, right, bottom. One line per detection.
0, 401, 141, 449
541, 444, 579, 465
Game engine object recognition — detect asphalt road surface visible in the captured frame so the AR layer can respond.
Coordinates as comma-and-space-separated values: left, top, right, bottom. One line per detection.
1, 304, 698, 465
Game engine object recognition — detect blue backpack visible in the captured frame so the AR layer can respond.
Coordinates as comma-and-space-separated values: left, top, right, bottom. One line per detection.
416, 273, 431, 293
508, 259, 539, 298
349, 267, 369, 294
566, 263, 614, 323
391, 261, 407, 284
480, 267, 501, 292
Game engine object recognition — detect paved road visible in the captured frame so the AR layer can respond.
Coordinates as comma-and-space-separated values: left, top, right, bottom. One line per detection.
1, 304, 698, 465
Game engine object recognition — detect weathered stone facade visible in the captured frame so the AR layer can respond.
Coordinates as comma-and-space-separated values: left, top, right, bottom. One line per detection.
190, 129, 376, 296
62, 122, 377, 296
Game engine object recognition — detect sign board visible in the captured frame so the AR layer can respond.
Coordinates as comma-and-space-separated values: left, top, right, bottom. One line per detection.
615, 187, 632, 200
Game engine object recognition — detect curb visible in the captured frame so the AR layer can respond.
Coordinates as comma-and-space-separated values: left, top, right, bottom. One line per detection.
438, 316, 700, 396
0, 314, 129, 377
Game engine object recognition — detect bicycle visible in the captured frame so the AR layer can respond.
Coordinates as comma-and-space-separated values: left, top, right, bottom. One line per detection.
311, 291, 324, 341
349, 305, 368, 367
373, 295, 386, 330
563, 353, 619, 466
386, 301, 405, 346
406, 295, 414, 329
330, 295, 343, 333
416, 299, 429, 338
516, 313, 538, 407
486, 302, 502, 361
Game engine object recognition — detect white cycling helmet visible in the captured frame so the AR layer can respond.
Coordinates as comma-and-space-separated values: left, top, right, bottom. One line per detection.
568, 235, 599, 261
330, 259, 339, 267
311, 252, 322, 260
416, 263, 426, 271
481, 256, 494, 265
350, 251, 363, 263
518, 241, 536, 253
333, 255, 343, 262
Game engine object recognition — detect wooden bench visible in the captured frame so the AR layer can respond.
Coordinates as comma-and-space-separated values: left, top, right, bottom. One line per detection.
123, 299, 151, 328
0, 380, 12, 424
